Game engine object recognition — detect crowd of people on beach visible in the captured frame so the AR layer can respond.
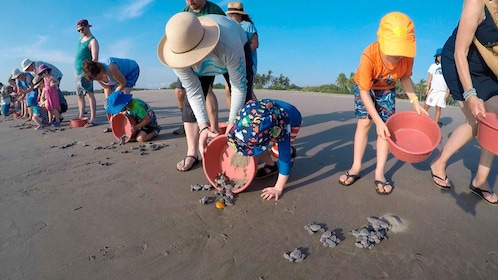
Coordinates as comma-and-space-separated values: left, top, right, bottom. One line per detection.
1, 0, 497, 205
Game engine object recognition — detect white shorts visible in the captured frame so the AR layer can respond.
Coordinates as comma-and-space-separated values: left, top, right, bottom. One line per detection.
425, 89, 447, 108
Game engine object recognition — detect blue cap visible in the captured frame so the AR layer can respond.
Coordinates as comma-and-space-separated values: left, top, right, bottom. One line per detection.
105, 91, 132, 114
434, 48, 443, 57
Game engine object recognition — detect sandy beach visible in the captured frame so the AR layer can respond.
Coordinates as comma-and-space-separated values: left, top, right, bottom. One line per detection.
1, 89, 497, 279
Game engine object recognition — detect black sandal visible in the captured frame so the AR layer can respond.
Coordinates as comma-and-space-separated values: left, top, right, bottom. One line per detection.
255, 162, 278, 179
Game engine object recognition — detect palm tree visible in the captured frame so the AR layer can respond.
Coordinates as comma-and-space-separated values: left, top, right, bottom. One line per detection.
335, 73, 349, 93
347, 72, 355, 94
415, 78, 427, 100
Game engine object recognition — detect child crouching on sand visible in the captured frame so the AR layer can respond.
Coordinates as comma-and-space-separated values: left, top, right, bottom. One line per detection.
105, 91, 161, 143
227, 99, 302, 201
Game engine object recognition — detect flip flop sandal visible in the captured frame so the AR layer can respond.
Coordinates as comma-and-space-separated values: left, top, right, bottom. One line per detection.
103, 127, 112, 133
469, 184, 498, 206
255, 162, 278, 179
84, 121, 96, 128
374, 180, 393, 195
339, 171, 361, 186
177, 155, 199, 172
431, 171, 451, 190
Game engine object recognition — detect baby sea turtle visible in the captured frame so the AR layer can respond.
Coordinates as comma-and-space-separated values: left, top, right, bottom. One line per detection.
320, 230, 340, 248
283, 248, 305, 262
191, 184, 203, 191
304, 222, 326, 234
199, 196, 214, 204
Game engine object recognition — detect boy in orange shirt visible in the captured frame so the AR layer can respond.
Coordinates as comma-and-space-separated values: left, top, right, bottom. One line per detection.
338, 12, 427, 194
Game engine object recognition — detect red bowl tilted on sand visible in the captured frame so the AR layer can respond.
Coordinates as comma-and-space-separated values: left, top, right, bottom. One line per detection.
70, 117, 88, 128
386, 111, 441, 163
477, 112, 498, 156
111, 114, 137, 143
203, 135, 257, 193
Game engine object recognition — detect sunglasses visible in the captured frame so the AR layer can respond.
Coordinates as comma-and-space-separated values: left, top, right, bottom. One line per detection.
77, 27, 85, 33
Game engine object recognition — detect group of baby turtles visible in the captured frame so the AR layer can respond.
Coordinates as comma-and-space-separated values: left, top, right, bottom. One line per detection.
284, 222, 341, 263
284, 217, 392, 263
194, 173, 239, 208
350, 217, 391, 249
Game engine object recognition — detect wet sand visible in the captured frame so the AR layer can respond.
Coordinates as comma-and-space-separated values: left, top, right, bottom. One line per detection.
0, 89, 497, 279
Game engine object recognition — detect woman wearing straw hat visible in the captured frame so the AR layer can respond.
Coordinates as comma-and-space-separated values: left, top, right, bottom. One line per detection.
225, 1, 258, 109
430, 0, 498, 205
158, 12, 251, 172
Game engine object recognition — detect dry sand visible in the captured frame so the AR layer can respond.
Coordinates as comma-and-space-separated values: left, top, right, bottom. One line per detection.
1, 89, 497, 279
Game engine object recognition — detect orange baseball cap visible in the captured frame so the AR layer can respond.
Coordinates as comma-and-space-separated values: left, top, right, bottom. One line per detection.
377, 12, 416, 57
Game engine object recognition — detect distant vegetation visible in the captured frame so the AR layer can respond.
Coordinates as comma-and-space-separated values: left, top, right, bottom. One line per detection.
159, 70, 458, 106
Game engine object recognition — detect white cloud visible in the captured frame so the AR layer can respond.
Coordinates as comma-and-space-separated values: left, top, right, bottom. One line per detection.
118, 0, 155, 20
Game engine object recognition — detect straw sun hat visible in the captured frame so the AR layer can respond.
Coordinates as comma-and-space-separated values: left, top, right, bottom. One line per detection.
226, 2, 247, 15
157, 12, 220, 68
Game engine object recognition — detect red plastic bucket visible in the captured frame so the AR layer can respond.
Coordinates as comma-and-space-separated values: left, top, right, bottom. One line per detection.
70, 117, 88, 128
111, 114, 136, 143
386, 111, 441, 163
477, 112, 498, 156
203, 135, 257, 193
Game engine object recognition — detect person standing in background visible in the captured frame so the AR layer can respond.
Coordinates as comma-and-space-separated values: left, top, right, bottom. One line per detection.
225, 1, 258, 108
75, 19, 99, 127
423, 48, 449, 127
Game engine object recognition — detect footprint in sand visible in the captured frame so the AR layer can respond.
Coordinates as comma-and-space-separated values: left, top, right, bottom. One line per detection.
0, 218, 47, 253
89, 244, 148, 262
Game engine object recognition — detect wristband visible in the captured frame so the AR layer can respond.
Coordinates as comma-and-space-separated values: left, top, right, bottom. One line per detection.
199, 126, 210, 135
463, 88, 477, 101
410, 96, 419, 103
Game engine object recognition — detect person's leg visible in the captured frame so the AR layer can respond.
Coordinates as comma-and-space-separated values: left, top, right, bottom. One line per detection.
339, 118, 371, 184
176, 122, 200, 171
434, 106, 442, 124
224, 82, 231, 109
78, 95, 86, 118
374, 134, 392, 193
87, 92, 97, 124
431, 101, 476, 187
173, 78, 186, 135
471, 95, 498, 203
205, 87, 219, 132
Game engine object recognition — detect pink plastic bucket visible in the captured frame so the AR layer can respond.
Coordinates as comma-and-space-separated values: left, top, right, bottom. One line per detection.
477, 113, 498, 156
111, 114, 136, 143
203, 135, 257, 193
386, 111, 441, 163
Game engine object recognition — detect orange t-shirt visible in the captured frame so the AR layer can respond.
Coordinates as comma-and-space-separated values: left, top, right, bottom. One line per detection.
354, 41, 414, 91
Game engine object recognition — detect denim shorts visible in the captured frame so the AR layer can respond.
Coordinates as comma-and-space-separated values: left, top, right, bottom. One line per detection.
76, 73, 94, 96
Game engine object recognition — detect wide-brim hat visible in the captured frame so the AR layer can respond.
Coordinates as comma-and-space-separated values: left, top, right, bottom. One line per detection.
227, 99, 290, 156
377, 12, 416, 58
226, 2, 247, 15
433, 48, 443, 57
37, 64, 51, 75
157, 12, 220, 68
21, 58, 34, 71
11, 68, 22, 79
106, 91, 132, 114
33, 75, 43, 89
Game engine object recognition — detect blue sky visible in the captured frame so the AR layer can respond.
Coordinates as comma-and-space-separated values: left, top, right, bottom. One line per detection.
0, 0, 461, 91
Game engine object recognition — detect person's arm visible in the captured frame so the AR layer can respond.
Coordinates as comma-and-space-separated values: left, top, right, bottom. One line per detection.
173, 68, 209, 128
425, 72, 433, 96
400, 76, 426, 116
249, 33, 259, 51
89, 38, 99, 61
132, 114, 151, 133
455, 0, 487, 117
225, 43, 247, 124
107, 63, 127, 92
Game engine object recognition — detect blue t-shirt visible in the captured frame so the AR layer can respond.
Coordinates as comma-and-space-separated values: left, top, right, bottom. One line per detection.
100, 57, 139, 87
240, 20, 257, 73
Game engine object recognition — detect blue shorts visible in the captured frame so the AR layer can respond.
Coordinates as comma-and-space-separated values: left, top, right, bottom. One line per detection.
109, 66, 140, 91
354, 84, 396, 122
26, 91, 38, 107
76, 73, 94, 96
